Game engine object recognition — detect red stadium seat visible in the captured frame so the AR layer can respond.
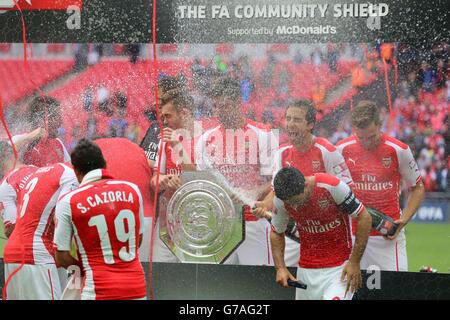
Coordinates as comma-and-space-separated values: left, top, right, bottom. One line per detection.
0, 43, 11, 53
47, 44, 66, 54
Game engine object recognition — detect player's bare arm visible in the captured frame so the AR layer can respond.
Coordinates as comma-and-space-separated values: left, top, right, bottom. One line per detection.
385, 182, 425, 240
4, 223, 15, 238
271, 230, 296, 288
342, 208, 372, 294
55, 250, 80, 269
252, 190, 275, 219
150, 173, 180, 192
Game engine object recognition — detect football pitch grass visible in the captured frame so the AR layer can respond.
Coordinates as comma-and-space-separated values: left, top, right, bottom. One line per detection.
0, 221, 448, 273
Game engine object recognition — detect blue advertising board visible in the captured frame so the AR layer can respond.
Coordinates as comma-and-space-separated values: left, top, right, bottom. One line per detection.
411, 198, 449, 224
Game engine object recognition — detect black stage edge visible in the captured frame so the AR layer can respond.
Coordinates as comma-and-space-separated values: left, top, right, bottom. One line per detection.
0, 259, 449, 300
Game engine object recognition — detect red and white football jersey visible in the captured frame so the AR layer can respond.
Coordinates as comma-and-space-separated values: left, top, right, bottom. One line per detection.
272, 137, 353, 185
195, 119, 278, 220
96, 138, 154, 218
155, 139, 196, 177
0, 165, 38, 228
54, 169, 146, 300
271, 173, 365, 269
3, 163, 78, 265
154, 118, 218, 176
337, 134, 422, 236
21, 137, 70, 167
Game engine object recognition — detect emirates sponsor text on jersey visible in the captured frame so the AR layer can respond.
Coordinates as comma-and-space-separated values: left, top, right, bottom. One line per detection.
300, 218, 342, 234
353, 174, 394, 191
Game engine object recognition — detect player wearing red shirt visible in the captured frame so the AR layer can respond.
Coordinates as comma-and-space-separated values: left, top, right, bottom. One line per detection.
255, 100, 353, 267
1, 158, 78, 300
0, 140, 38, 239
151, 90, 205, 262
54, 139, 146, 300
271, 167, 372, 300
337, 101, 425, 271
195, 78, 278, 265
13, 96, 70, 167
95, 138, 154, 263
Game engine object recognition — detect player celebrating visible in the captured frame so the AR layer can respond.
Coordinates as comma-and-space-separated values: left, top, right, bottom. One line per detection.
1, 141, 78, 300
254, 100, 353, 267
271, 167, 372, 300
13, 96, 70, 167
196, 77, 278, 265
140, 75, 188, 164
54, 139, 146, 300
150, 89, 201, 262
336, 101, 425, 271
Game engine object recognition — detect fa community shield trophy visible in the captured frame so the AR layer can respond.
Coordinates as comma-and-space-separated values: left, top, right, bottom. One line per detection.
158, 171, 245, 263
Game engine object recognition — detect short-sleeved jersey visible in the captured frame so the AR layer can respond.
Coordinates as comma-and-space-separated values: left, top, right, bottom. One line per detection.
54, 169, 146, 300
196, 119, 279, 220
272, 137, 353, 185
141, 118, 219, 163
3, 163, 78, 265
96, 138, 154, 218
271, 173, 365, 269
336, 133, 422, 236
0, 165, 38, 228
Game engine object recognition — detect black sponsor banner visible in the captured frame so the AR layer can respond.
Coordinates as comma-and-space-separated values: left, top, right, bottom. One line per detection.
0, 0, 449, 43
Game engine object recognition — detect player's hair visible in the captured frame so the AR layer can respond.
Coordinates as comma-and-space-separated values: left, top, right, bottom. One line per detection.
158, 75, 187, 94
209, 77, 241, 100
160, 89, 195, 114
273, 167, 306, 201
27, 96, 61, 137
351, 100, 381, 129
287, 100, 317, 126
71, 139, 106, 175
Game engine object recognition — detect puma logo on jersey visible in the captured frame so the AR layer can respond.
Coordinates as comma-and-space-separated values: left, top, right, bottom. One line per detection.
348, 158, 356, 166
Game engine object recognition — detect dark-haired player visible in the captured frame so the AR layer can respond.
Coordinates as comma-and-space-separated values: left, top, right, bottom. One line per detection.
196, 77, 278, 265
271, 167, 371, 300
13, 96, 70, 167
254, 100, 353, 267
54, 139, 146, 300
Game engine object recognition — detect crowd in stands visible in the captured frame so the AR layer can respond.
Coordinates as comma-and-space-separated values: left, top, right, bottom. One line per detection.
328, 43, 450, 192
3, 43, 448, 192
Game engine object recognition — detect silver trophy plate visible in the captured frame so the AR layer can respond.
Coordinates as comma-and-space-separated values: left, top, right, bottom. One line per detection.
159, 171, 245, 264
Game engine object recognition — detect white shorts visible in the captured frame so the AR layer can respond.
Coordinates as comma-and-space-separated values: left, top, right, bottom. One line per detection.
57, 267, 69, 291
284, 237, 300, 267
4, 263, 62, 300
61, 274, 82, 300
224, 219, 273, 266
356, 229, 408, 271
295, 262, 353, 300
138, 216, 153, 263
